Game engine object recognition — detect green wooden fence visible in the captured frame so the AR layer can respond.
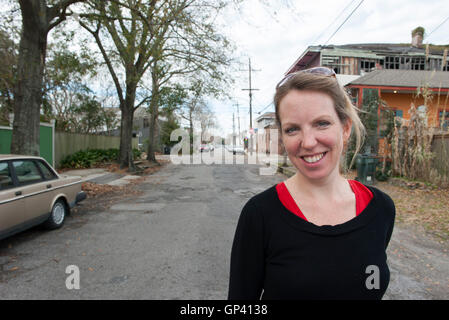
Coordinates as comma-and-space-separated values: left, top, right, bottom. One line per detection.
0, 122, 55, 166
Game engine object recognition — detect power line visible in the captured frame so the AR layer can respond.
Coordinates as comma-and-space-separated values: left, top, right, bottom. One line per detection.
256, 101, 274, 115
425, 15, 449, 41
323, 0, 365, 46
311, 0, 356, 45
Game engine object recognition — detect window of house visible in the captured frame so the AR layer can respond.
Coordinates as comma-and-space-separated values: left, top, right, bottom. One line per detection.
442, 58, 449, 71
360, 59, 376, 72
143, 118, 149, 128
439, 110, 449, 130
322, 55, 340, 74
394, 110, 403, 118
411, 57, 425, 70
385, 56, 399, 69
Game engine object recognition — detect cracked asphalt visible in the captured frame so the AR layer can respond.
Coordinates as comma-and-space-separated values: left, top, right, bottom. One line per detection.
0, 156, 448, 299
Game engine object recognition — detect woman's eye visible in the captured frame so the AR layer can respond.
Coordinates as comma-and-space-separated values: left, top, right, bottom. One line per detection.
317, 121, 330, 127
285, 127, 298, 134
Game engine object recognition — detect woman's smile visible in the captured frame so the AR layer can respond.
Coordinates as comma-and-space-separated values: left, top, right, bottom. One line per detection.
301, 151, 327, 164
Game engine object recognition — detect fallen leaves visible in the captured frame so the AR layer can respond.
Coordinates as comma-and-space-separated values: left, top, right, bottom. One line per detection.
81, 182, 125, 198
71, 160, 167, 215
344, 170, 449, 242
375, 179, 449, 242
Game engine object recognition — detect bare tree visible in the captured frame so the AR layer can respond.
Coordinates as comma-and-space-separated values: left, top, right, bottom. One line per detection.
195, 104, 216, 143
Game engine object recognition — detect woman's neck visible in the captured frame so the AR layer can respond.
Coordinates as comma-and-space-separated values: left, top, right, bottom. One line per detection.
287, 169, 350, 202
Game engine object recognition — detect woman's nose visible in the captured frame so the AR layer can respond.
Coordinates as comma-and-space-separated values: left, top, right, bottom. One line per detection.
301, 129, 317, 149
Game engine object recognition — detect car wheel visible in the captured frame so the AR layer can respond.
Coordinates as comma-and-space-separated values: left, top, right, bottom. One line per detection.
44, 199, 67, 229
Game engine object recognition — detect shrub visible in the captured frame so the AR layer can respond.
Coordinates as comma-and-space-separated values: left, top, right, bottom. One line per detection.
60, 148, 141, 169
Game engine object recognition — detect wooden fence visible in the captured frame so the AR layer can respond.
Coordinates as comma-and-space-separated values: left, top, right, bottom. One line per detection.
432, 133, 449, 176
55, 132, 138, 168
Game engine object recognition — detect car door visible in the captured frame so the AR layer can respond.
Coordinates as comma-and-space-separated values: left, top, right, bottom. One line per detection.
11, 159, 50, 222
0, 160, 26, 234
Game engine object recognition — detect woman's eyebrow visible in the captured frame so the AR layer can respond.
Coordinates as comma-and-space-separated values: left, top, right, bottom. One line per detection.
312, 115, 333, 121
283, 116, 332, 125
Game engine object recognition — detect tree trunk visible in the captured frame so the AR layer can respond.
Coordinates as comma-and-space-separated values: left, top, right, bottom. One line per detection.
11, 1, 48, 156
146, 73, 159, 163
189, 107, 194, 154
146, 99, 159, 163
119, 86, 137, 171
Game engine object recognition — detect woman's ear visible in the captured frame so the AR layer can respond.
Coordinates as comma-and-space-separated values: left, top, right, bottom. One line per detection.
343, 119, 352, 143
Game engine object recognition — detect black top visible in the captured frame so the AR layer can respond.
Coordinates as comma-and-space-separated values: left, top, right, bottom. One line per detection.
228, 184, 395, 300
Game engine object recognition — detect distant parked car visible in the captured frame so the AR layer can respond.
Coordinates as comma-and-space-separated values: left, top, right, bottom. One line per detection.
0, 154, 86, 240
231, 146, 245, 155
199, 144, 210, 152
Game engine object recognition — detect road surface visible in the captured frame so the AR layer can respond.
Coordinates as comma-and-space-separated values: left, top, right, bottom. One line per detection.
0, 156, 448, 299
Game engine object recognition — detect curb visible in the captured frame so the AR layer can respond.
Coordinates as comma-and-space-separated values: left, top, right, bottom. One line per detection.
277, 165, 296, 177
260, 158, 296, 177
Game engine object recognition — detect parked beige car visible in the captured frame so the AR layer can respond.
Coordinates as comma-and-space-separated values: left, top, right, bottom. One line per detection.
0, 154, 86, 240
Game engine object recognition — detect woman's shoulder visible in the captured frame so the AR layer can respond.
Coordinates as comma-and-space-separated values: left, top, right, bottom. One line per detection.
363, 184, 396, 220
364, 184, 394, 205
245, 184, 279, 208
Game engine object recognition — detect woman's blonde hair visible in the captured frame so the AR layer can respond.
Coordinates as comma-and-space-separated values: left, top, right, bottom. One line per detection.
273, 71, 366, 171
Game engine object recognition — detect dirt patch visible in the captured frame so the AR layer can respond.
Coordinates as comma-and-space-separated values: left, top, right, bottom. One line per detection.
71, 160, 168, 214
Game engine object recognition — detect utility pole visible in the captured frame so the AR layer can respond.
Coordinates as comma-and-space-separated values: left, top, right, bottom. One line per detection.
232, 112, 236, 149
233, 103, 241, 145
241, 57, 260, 152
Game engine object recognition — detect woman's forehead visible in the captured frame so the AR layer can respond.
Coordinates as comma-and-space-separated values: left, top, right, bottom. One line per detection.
278, 90, 338, 120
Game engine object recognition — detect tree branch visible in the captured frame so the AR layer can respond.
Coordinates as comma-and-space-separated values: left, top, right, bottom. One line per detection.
78, 19, 125, 107
47, 0, 86, 32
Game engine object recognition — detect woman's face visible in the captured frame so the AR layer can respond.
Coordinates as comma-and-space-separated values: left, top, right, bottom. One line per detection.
278, 89, 351, 182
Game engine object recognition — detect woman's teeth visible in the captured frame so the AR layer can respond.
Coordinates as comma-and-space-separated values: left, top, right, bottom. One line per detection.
303, 152, 326, 163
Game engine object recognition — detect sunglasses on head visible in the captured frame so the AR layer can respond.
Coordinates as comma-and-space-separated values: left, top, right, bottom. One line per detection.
276, 67, 337, 89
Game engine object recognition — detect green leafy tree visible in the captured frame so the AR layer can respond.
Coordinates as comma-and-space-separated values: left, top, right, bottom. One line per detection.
76, 0, 234, 168
77, 0, 193, 170
158, 85, 186, 149
10, 0, 86, 156
43, 44, 97, 126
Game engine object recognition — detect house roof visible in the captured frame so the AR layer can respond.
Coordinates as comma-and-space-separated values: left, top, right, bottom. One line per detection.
286, 42, 449, 75
337, 43, 449, 55
256, 112, 276, 122
347, 70, 449, 89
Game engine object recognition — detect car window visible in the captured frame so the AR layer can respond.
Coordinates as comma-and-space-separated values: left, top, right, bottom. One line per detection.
12, 160, 43, 184
36, 160, 57, 180
0, 162, 14, 190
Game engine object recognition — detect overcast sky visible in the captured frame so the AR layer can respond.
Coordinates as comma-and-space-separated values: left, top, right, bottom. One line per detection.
211, 0, 449, 138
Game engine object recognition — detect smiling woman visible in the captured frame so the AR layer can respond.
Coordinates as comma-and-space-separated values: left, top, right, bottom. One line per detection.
228, 67, 396, 300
